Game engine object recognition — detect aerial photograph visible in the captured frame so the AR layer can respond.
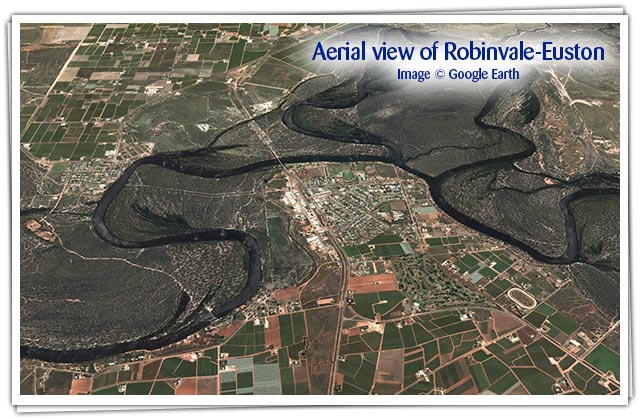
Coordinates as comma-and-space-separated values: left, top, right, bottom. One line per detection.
18, 21, 621, 397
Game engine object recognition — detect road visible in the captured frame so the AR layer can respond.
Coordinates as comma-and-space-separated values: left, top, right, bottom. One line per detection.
286, 168, 350, 394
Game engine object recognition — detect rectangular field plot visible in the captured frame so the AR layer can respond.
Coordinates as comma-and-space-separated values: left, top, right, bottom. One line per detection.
351, 290, 406, 319
221, 320, 268, 356
585, 344, 620, 380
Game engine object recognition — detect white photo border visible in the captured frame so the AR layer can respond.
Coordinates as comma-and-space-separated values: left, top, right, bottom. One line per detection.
11, 13, 629, 407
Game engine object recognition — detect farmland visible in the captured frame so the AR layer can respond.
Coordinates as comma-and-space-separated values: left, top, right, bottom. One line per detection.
335, 308, 619, 395
20, 22, 319, 161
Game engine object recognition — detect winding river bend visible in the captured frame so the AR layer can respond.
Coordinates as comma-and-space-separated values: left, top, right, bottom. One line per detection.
21, 73, 619, 363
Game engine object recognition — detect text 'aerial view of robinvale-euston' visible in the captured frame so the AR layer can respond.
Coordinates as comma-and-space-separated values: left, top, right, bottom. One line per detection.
18, 21, 621, 397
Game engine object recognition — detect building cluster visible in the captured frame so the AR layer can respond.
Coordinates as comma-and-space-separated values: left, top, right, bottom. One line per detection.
61, 159, 128, 194
294, 164, 427, 247
281, 176, 339, 261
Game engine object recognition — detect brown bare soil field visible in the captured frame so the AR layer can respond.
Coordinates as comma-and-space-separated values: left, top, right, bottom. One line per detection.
265, 315, 281, 348
273, 286, 300, 303
89, 71, 121, 81
491, 310, 524, 335
57, 67, 79, 82
316, 297, 335, 306
343, 326, 362, 337
69, 377, 91, 395
375, 348, 403, 388
217, 322, 245, 338
348, 273, 399, 294
508, 384, 530, 395
40, 25, 91, 43
175, 378, 198, 395
293, 364, 309, 384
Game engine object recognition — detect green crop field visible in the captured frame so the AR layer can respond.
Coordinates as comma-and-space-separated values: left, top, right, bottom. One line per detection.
586, 344, 620, 379
150, 381, 175, 395
92, 385, 122, 395
513, 368, 555, 395
125, 382, 153, 395
157, 357, 182, 379
382, 323, 403, 350
369, 233, 402, 245
548, 311, 580, 335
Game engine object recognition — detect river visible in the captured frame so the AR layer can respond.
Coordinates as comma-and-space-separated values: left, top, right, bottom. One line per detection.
20, 72, 619, 362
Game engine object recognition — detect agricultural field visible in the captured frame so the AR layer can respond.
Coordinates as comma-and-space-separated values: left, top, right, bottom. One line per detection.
335, 309, 619, 395
20, 22, 315, 161
344, 233, 415, 259
20, 311, 313, 395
